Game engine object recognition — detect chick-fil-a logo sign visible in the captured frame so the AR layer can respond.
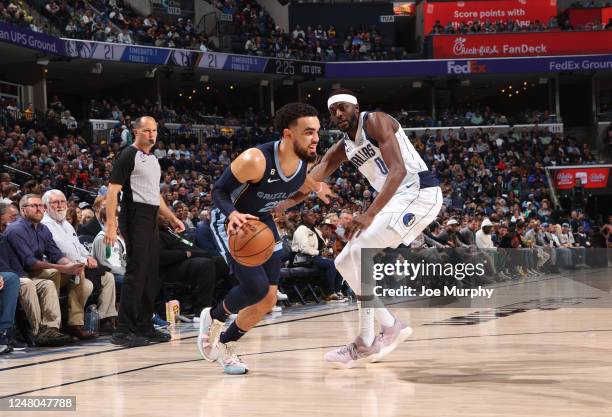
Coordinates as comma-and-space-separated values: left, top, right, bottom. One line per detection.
432, 31, 612, 59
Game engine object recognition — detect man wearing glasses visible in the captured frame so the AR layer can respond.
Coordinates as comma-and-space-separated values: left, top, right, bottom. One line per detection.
42, 189, 118, 335
6, 194, 91, 346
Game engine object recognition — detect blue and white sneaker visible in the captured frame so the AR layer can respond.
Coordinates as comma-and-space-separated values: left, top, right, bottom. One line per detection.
218, 341, 248, 375
152, 314, 169, 329
197, 307, 224, 361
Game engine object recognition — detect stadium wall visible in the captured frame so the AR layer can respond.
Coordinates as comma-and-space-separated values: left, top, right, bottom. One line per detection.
124, 0, 152, 16
257, 0, 289, 33
288, 3, 394, 44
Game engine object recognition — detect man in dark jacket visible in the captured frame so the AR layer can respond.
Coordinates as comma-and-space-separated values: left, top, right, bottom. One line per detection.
77, 197, 105, 238
158, 215, 219, 315
194, 209, 219, 257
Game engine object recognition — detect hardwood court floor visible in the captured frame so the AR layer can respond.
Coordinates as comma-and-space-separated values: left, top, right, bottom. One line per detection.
1, 271, 612, 417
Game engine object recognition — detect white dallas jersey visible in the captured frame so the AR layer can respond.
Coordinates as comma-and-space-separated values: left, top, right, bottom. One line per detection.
343, 112, 430, 192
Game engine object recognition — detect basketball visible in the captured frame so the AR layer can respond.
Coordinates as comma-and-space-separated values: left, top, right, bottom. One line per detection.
228, 219, 275, 266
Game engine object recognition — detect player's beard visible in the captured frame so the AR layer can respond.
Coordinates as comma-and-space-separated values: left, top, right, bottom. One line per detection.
337, 112, 358, 132
294, 141, 317, 163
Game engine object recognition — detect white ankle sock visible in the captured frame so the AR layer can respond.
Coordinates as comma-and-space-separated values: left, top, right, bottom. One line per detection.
375, 308, 395, 328
358, 302, 375, 346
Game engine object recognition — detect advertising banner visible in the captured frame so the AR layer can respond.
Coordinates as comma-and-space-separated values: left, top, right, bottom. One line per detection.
0, 21, 65, 55
325, 54, 612, 78
423, 0, 558, 34
568, 7, 612, 27
430, 31, 612, 58
553, 167, 610, 190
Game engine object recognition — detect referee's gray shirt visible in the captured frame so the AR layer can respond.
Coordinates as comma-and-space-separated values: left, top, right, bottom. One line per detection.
110, 145, 161, 206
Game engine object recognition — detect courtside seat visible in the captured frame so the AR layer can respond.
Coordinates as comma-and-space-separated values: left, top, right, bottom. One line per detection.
279, 253, 322, 305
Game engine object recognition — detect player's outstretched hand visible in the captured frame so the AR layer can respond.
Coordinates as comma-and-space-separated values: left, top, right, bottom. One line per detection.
316, 181, 337, 204
345, 213, 374, 240
227, 211, 258, 235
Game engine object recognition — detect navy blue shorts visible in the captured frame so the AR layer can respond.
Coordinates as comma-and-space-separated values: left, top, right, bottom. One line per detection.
211, 208, 282, 285
229, 250, 281, 286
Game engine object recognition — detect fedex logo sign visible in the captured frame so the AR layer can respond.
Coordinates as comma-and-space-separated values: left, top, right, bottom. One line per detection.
447, 60, 487, 74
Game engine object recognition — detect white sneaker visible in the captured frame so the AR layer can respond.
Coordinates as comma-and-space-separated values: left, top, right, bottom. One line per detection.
218, 342, 248, 375
276, 290, 288, 301
371, 316, 413, 362
197, 307, 224, 362
271, 305, 282, 313
178, 314, 192, 323
324, 336, 382, 369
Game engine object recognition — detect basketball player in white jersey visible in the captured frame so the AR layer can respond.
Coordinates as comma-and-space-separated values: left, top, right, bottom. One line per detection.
276, 89, 443, 367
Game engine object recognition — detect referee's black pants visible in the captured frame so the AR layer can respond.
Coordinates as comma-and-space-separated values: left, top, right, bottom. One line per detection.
117, 202, 160, 335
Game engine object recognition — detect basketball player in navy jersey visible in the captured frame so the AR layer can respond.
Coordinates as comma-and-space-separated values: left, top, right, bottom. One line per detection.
276, 90, 443, 367
199, 103, 333, 374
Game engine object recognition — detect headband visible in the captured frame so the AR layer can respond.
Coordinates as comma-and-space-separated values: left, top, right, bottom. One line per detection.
327, 94, 358, 110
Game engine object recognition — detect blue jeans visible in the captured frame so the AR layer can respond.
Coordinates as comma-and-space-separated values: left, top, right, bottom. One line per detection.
0, 272, 19, 331
312, 256, 341, 295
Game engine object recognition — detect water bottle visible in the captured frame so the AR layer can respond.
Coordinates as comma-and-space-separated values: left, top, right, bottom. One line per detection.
84, 305, 100, 334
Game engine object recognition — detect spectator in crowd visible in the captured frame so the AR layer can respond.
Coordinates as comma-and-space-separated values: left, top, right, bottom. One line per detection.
66, 206, 81, 229
79, 209, 94, 226
0, 203, 24, 353
120, 124, 132, 148
158, 214, 218, 316
0, 202, 18, 225
78, 196, 105, 237
92, 205, 126, 285
0, 0, 41, 32
560, 222, 586, 265
6, 194, 87, 345
524, 219, 555, 272
459, 218, 479, 246
173, 202, 195, 234
335, 209, 352, 242
291, 210, 345, 302
570, 178, 587, 211
41, 190, 118, 334
543, 223, 574, 268
194, 209, 219, 256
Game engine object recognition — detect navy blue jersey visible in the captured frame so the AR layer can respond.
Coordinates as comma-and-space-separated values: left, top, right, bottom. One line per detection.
232, 140, 307, 219
211, 140, 307, 261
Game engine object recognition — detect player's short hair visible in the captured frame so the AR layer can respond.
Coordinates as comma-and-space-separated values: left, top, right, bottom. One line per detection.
274, 103, 318, 132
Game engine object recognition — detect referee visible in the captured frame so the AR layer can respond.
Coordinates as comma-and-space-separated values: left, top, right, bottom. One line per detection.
105, 116, 184, 347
